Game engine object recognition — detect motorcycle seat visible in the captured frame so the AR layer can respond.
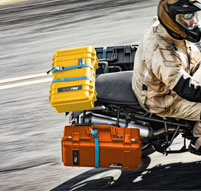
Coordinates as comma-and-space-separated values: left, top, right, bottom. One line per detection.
95, 71, 140, 106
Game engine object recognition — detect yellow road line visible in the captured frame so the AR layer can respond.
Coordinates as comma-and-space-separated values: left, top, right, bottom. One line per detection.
0, 0, 27, 5
0, 73, 50, 84
0, 78, 52, 90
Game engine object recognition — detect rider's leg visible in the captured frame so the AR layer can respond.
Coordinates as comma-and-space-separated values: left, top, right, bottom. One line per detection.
161, 65, 201, 153
156, 98, 201, 152
191, 65, 201, 151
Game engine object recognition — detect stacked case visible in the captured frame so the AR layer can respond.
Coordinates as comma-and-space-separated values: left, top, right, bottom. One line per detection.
62, 124, 141, 169
49, 46, 99, 113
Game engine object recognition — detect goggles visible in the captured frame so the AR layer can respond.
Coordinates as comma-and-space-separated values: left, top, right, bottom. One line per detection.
175, 11, 201, 30
183, 12, 195, 20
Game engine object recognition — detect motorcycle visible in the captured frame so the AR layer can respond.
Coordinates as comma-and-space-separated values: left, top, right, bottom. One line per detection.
67, 45, 195, 158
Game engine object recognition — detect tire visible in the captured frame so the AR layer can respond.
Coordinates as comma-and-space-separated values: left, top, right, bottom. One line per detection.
141, 144, 155, 158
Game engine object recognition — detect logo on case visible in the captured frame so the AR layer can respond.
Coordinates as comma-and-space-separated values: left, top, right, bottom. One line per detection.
58, 85, 82, 92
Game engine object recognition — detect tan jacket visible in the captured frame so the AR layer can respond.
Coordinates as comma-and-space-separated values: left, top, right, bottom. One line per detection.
132, 17, 201, 115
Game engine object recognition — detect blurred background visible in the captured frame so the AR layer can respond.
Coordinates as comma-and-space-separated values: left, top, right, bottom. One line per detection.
1, 0, 201, 191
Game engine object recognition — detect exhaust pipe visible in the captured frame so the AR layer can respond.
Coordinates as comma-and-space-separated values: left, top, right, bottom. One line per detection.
84, 113, 151, 138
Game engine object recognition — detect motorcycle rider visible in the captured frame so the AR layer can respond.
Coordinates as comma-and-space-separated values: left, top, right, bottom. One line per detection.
132, 0, 201, 155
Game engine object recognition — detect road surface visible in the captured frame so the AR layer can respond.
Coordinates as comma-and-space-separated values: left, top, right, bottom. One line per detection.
0, 0, 201, 190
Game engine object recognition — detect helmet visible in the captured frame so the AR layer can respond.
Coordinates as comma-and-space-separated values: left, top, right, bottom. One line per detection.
158, 0, 201, 42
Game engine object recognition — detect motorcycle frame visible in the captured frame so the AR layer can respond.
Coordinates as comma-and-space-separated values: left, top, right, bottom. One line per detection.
71, 102, 193, 156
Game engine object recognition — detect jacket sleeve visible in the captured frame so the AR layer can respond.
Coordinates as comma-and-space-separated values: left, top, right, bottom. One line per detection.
172, 73, 201, 102
152, 45, 201, 102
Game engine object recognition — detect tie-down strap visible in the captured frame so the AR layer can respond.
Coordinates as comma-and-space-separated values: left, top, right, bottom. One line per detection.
47, 64, 94, 74
91, 128, 99, 168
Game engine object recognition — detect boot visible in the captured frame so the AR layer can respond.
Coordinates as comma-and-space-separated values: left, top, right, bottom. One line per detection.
189, 137, 201, 156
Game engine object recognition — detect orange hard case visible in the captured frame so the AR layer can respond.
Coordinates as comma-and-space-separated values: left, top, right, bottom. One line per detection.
62, 124, 141, 169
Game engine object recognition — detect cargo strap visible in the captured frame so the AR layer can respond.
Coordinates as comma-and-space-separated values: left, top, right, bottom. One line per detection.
52, 76, 94, 84
102, 47, 107, 60
47, 64, 94, 74
91, 128, 99, 168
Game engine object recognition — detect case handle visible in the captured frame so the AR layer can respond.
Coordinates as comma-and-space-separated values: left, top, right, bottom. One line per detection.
91, 125, 117, 138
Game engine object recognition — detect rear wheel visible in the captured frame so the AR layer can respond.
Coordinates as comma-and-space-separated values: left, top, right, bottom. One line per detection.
141, 144, 155, 158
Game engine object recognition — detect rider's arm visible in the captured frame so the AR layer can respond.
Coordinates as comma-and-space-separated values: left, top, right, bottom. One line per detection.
172, 72, 201, 102
152, 45, 201, 102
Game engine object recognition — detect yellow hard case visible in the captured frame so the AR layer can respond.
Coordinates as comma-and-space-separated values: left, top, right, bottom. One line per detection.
49, 46, 99, 113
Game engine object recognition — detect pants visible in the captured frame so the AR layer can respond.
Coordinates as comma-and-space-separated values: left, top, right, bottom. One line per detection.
157, 67, 201, 150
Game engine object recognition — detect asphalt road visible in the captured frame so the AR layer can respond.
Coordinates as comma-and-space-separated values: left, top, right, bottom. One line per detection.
0, 0, 201, 191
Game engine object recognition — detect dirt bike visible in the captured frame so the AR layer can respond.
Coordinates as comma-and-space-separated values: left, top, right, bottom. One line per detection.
68, 44, 195, 158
